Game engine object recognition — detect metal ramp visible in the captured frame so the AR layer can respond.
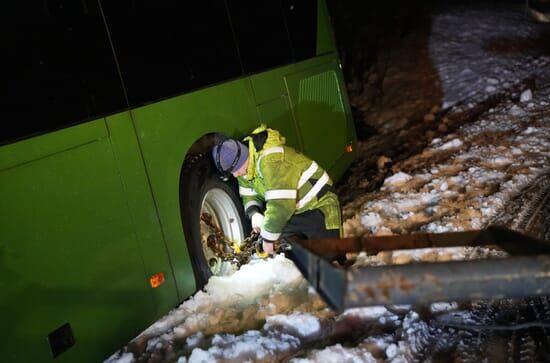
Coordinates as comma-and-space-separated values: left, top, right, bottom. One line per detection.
285, 226, 550, 312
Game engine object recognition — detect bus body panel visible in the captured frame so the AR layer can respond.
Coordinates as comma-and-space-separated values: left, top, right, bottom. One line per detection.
105, 112, 181, 312
284, 60, 354, 173
0, 120, 161, 361
316, 0, 338, 55
126, 78, 258, 298
249, 64, 304, 150
0, 1, 357, 360
255, 96, 302, 151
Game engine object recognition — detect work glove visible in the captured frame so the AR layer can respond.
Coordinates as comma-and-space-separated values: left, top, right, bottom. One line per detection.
251, 212, 264, 233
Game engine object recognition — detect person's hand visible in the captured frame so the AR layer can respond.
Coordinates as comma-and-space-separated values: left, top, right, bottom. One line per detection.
251, 213, 264, 233
262, 240, 275, 255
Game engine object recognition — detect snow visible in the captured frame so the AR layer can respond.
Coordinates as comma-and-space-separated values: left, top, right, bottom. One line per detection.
343, 306, 391, 320
509, 105, 524, 116
435, 139, 463, 150
429, 5, 549, 107
523, 126, 538, 135
382, 172, 412, 187
291, 344, 378, 363
106, 3, 550, 362
188, 330, 300, 362
264, 313, 321, 339
360, 212, 382, 230
430, 302, 459, 314
110, 353, 133, 363
520, 89, 533, 102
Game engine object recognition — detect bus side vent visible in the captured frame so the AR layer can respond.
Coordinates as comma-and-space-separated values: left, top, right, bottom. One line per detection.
298, 71, 344, 113
47, 322, 75, 358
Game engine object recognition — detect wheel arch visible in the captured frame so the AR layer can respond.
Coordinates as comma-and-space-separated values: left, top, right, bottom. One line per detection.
177, 132, 247, 289
178, 133, 217, 288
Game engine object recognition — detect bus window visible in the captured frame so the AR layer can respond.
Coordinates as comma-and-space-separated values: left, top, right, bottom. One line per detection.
185, 1, 244, 85
226, 0, 293, 74
1, 1, 126, 145
282, 0, 318, 61
101, 0, 242, 107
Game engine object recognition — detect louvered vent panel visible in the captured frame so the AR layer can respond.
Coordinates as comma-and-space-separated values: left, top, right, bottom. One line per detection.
298, 71, 344, 113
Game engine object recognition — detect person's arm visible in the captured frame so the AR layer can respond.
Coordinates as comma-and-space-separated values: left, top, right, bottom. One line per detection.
237, 177, 263, 219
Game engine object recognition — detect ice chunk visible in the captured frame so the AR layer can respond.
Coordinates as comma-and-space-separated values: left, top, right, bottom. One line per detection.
105, 353, 134, 363
383, 172, 412, 187
191, 330, 300, 362
343, 306, 389, 320
430, 302, 458, 314
361, 212, 382, 229
291, 344, 377, 362
188, 348, 213, 363
509, 105, 524, 116
386, 344, 398, 359
523, 127, 538, 135
520, 89, 532, 102
264, 313, 321, 339
436, 139, 463, 150
186, 332, 204, 349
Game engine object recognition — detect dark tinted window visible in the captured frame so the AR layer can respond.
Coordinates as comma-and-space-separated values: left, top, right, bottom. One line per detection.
227, 0, 293, 74
1, 1, 126, 145
101, 0, 242, 107
282, 0, 318, 61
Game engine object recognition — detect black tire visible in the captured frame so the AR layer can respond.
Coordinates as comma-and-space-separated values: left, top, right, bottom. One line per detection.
180, 155, 250, 290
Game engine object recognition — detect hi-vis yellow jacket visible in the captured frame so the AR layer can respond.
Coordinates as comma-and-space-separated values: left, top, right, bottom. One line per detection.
237, 126, 342, 241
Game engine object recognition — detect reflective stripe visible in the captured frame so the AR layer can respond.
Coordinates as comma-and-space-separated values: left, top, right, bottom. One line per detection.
256, 146, 284, 178
261, 229, 281, 241
265, 189, 297, 200
298, 161, 318, 188
244, 200, 262, 211
296, 172, 329, 209
239, 186, 257, 196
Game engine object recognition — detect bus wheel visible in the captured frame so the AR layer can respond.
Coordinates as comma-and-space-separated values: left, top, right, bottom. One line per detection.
180, 155, 249, 289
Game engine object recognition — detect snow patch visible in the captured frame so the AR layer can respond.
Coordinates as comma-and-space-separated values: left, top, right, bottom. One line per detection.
361, 212, 383, 230
189, 330, 301, 362
290, 344, 377, 363
430, 302, 459, 314
383, 172, 413, 187
264, 313, 321, 339
523, 126, 538, 135
436, 139, 463, 150
520, 89, 532, 102
509, 105, 524, 116
343, 306, 390, 320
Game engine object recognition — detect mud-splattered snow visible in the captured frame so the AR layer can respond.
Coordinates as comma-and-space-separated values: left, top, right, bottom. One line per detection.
429, 4, 549, 109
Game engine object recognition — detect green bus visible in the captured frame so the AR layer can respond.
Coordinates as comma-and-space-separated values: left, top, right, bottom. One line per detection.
0, 0, 356, 361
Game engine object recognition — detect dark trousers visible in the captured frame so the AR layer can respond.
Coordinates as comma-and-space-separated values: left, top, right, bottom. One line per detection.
281, 209, 339, 240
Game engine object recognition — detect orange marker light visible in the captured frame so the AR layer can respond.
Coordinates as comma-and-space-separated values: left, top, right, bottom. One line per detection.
149, 272, 165, 288
346, 143, 353, 153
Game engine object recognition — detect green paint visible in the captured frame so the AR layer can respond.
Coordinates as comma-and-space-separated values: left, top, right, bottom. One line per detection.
0, 1, 356, 360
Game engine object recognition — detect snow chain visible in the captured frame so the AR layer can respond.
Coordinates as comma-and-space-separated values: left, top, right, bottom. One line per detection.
200, 213, 285, 265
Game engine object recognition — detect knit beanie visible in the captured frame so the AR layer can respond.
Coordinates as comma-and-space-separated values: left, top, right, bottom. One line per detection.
211, 139, 249, 173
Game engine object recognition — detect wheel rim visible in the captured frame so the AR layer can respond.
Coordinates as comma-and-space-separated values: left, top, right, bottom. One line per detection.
200, 187, 245, 275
